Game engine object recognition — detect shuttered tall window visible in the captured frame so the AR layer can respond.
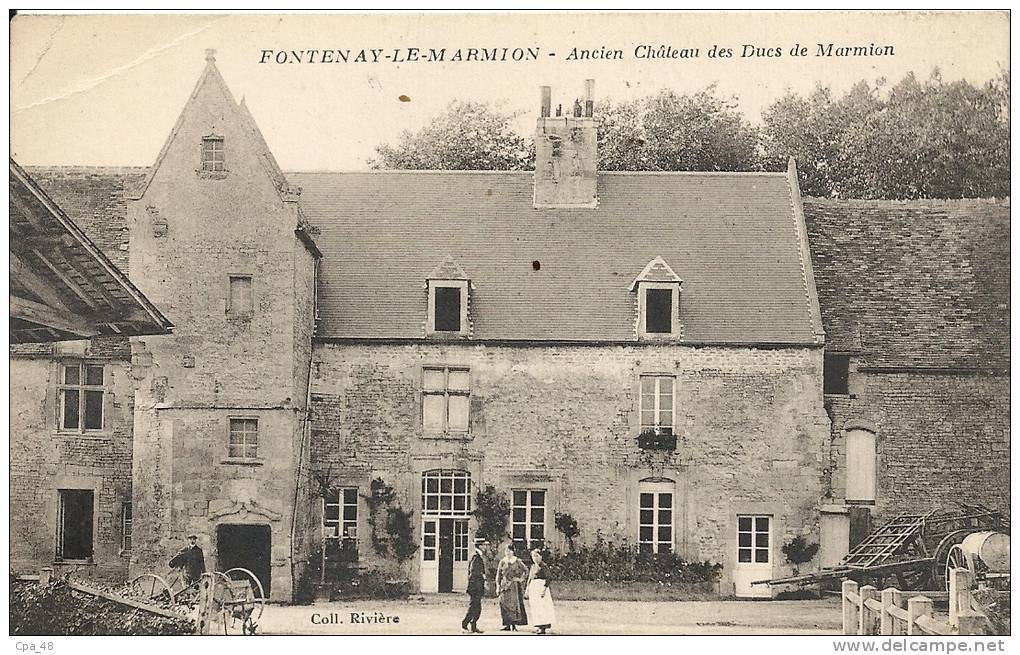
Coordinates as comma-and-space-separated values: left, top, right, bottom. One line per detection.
640, 375, 675, 435
422, 366, 470, 433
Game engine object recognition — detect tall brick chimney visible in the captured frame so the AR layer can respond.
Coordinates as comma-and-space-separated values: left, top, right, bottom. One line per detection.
533, 79, 598, 209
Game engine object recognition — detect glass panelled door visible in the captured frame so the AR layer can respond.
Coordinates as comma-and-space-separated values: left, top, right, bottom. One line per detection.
733, 514, 773, 597
420, 470, 471, 592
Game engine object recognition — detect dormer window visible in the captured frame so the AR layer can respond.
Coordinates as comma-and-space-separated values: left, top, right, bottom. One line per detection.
426, 256, 471, 337
631, 257, 682, 339
428, 281, 468, 335
201, 136, 225, 172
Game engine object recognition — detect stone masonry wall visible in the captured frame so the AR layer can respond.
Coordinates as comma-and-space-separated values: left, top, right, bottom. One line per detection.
826, 369, 1010, 518
309, 342, 831, 594
10, 350, 135, 583
124, 60, 315, 601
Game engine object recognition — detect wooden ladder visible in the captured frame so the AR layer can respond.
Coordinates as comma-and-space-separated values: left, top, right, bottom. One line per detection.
842, 510, 937, 568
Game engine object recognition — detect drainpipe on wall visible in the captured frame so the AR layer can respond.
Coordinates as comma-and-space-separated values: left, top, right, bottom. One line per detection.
290, 256, 319, 601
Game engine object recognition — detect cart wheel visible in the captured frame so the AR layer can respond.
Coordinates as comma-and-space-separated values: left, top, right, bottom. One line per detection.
224, 567, 266, 622
125, 573, 172, 602
945, 544, 974, 591
932, 529, 974, 591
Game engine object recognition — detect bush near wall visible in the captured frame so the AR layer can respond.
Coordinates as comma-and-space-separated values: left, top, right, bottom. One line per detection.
295, 543, 410, 603
543, 535, 723, 585
10, 578, 194, 636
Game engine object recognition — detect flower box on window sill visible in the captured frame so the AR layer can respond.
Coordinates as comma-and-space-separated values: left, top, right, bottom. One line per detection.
637, 430, 677, 451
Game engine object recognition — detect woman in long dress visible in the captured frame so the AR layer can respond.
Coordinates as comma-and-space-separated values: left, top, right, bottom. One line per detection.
525, 548, 556, 634
495, 544, 528, 631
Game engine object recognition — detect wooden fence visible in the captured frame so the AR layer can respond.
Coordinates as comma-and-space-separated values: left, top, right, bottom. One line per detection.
842, 569, 987, 636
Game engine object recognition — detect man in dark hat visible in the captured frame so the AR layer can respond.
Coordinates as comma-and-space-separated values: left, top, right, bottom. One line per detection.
461, 536, 487, 633
169, 533, 206, 584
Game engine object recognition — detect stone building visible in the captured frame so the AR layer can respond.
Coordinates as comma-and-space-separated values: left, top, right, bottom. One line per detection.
9, 53, 1009, 601
803, 199, 1011, 565
9, 160, 171, 582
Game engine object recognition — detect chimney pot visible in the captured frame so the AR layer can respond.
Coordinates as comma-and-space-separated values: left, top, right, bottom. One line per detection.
540, 86, 552, 118
584, 79, 595, 117
555, 104, 562, 117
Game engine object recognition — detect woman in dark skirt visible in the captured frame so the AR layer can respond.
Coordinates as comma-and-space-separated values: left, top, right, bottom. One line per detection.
495, 543, 529, 630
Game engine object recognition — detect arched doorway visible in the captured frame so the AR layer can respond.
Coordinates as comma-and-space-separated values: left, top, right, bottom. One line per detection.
420, 469, 471, 593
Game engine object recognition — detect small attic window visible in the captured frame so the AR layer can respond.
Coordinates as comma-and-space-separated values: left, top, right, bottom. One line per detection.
201, 136, 225, 172
426, 256, 472, 337
645, 288, 673, 333
435, 287, 461, 331
427, 281, 468, 335
631, 257, 682, 340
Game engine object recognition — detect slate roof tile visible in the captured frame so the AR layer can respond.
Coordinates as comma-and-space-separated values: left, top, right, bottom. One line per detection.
289, 170, 820, 344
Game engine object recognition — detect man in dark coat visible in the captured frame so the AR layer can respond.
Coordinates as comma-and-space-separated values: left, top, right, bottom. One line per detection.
461, 537, 487, 633
169, 534, 206, 584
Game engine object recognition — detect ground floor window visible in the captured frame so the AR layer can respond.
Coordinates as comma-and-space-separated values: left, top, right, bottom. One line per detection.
737, 515, 771, 563
511, 489, 546, 549
57, 489, 94, 561
639, 479, 674, 554
323, 488, 358, 539
121, 501, 133, 552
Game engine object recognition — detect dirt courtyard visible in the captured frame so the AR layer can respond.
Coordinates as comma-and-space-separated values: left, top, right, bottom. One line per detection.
255, 595, 842, 635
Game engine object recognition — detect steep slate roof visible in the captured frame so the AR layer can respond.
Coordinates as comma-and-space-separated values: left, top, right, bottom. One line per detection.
803, 198, 1010, 370
25, 166, 147, 271
289, 170, 823, 344
23, 166, 1008, 364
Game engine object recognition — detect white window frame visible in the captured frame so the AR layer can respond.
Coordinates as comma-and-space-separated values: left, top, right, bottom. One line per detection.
421, 366, 471, 435
638, 480, 675, 554
639, 374, 676, 435
201, 136, 225, 172
638, 281, 680, 338
323, 487, 359, 540
737, 514, 772, 564
227, 416, 259, 460
511, 489, 547, 549
57, 362, 106, 433
421, 469, 472, 517
427, 280, 469, 335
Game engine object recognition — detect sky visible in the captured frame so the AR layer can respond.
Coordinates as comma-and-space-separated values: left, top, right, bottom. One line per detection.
9, 11, 1009, 171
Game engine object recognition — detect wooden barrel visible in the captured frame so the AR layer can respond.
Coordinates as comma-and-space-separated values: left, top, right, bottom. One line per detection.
961, 531, 1010, 572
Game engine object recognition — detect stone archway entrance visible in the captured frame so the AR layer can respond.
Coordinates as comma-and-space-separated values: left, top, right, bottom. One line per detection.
216, 523, 272, 596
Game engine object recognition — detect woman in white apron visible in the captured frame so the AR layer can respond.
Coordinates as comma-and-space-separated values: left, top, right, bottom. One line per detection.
525, 549, 556, 634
